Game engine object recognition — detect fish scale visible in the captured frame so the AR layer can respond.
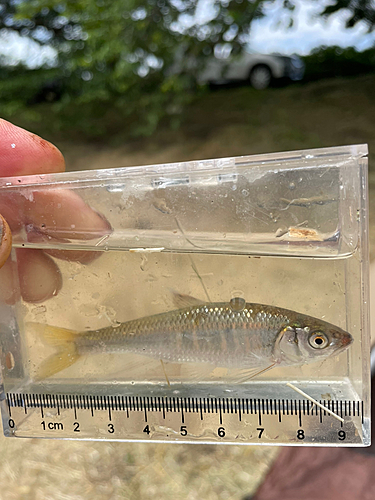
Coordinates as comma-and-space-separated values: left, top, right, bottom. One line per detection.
76, 303, 293, 368
35, 298, 352, 380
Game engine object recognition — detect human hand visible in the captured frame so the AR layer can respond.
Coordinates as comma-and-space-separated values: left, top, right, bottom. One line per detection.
0, 119, 111, 303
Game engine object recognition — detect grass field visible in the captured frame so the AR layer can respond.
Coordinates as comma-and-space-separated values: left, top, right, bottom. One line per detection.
48, 73, 375, 168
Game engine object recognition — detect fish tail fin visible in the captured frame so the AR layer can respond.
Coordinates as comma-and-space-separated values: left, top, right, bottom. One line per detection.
29, 323, 81, 380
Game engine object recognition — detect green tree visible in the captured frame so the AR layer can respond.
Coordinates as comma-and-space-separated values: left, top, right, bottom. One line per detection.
0, 0, 374, 137
0, 0, 257, 134
321, 0, 375, 30
1, 0, 291, 136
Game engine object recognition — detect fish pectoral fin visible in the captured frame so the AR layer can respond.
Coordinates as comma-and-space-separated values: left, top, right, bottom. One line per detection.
226, 362, 279, 384
170, 290, 206, 309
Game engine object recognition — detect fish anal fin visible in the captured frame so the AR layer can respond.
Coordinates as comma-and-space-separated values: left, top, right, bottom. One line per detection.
183, 363, 216, 382
170, 290, 205, 309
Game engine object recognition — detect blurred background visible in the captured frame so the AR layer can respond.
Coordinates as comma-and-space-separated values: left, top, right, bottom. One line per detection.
1, 0, 375, 498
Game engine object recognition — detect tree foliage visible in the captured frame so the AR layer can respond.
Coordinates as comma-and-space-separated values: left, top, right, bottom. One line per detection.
321, 0, 375, 31
0, 0, 374, 137
0, 0, 294, 136
302, 45, 375, 81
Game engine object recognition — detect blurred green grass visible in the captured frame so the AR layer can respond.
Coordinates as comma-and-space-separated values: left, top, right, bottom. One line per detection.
17, 73, 374, 167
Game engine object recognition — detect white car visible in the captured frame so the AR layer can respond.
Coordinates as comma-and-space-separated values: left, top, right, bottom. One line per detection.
198, 50, 305, 89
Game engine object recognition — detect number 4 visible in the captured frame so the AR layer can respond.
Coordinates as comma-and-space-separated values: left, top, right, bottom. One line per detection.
143, 425, 150, 435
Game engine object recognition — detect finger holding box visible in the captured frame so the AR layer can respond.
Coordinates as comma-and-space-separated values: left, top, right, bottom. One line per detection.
0, 119, 111, 302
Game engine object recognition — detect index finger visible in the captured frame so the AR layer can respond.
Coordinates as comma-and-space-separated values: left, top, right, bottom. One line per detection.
0, 119, 65, 176
0, 119, 111, 253
0, 119, 66, 231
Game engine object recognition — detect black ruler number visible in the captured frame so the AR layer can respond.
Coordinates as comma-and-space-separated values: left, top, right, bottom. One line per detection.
5, 393, 361, 443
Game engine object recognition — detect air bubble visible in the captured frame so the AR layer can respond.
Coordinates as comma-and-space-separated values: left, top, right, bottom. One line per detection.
230, 296, 246, 312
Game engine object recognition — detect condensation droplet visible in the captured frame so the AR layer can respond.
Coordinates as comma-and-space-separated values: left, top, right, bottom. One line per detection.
140, 254, 148, 271
78, 303, 100, 317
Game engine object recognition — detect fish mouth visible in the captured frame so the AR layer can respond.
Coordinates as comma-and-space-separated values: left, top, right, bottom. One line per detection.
332, 331, 353, 352
342, 333, 353, 347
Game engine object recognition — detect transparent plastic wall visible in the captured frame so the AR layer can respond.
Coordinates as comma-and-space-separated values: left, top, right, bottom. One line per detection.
0, 145, 370, 445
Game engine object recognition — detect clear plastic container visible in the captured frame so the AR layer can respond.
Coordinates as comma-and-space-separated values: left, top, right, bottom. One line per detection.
0, 145, 370, 445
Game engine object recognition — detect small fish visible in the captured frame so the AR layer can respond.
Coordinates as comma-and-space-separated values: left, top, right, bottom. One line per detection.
280, 196, 337, 208
33, 293, 353, 380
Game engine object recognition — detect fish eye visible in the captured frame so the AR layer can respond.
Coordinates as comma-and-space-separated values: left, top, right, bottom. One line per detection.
308, 332, 329, 349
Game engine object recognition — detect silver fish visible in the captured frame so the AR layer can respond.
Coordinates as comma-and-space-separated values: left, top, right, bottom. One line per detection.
35, 294, 353, 379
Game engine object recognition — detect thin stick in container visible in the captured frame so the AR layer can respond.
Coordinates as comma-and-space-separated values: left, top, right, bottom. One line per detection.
286, 382, 344, 423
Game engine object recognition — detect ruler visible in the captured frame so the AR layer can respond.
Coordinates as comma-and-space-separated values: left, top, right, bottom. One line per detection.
2, 392, 367, 445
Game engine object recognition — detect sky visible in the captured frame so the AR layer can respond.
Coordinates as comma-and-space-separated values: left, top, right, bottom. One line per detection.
250, 0, 375, 55
0, 0, 374, 67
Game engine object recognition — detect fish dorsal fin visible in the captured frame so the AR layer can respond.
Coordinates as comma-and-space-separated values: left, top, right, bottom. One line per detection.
171, 290, 205, 309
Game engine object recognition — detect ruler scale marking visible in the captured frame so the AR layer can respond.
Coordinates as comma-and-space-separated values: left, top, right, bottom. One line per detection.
3, 393, 365, 444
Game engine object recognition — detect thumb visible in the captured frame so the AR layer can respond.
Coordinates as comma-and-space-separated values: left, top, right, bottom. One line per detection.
0, 214, 12, 269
